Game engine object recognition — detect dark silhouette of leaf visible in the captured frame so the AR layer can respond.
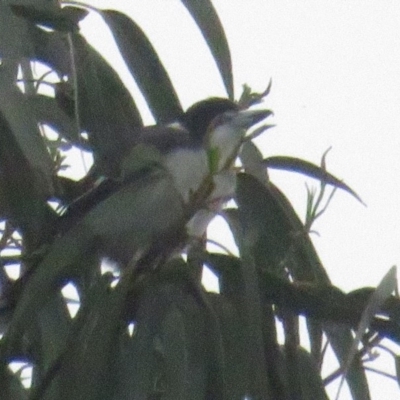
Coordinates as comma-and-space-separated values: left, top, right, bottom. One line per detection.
115, 264, 216, 399
181, 0, 233, 99
27, 94, 87, 148
101, 10, 183, 124
0, 87, 56, 248
56, 275, 126, 400
10, 4, 88, 33
293, 347, 329, 399
264, 155, 364, 204
24, 27, 71, 75
68, 33, 144, 176
236, 173, 294, 275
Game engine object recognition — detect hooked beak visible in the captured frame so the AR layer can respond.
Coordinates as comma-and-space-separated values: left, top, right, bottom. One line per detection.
232, 108, 272, 129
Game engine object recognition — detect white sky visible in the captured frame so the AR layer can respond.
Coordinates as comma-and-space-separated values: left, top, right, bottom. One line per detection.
75, 1, 400, 399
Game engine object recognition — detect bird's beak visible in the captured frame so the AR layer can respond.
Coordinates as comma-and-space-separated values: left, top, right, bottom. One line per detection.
233, 108, 272, 130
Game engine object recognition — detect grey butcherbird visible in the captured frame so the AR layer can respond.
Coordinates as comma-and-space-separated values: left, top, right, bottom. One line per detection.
58, 97, 271, 264
2, 99, 271, 347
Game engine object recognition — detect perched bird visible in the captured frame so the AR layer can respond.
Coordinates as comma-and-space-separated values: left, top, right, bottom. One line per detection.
54, 97, 270, 266
61, 98, 270, 231
2, 98, 270, 350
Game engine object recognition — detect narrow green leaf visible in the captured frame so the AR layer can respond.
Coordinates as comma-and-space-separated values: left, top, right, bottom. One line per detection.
181, 0, 233, 99
0, 82, 53, 196
236, 173, 293, 275
36, 294, 71, 373
295, 347, 329, 399
10, 4, 87, 33
323, 324, 370, 400
114, 273, 210, 399
0, 96, 56, 248
56, 274, 127, 400
338, 266, 397, 397
101, 10, 183, 124
0, 365, 28, 400
208, 294, 250, 399
265, 182, 330, 282
239, 140, 268, 184
1, 228, 91, 357
234, 173, 277, 398
204, 253, 244, 296
27, 94, 86, 148
23, 27, 71, 76
69, 34, 144, 175
264, 155, 365, 204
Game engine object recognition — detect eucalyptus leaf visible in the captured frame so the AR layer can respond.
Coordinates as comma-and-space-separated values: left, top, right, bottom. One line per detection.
0, 100, 56, 248
27, 94, 86, 148
294, 347, 329, 400
0, 366, 28, 400
239, 140, 268, 184
9, 4, 87, 33
56, 274, 127, 400
0, 82, 53, 195
264, 155, 364, 204
338, 266, 397, 397
101, 10, 183, 124
69, 34, 144, 176
236, 173, 293, 275
181, 0, 233, 99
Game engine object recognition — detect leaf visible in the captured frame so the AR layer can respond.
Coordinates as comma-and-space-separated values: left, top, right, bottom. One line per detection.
208, 293, 251, 399
235, 173, 294, 275
25, 27, 71, 76
204, 253, 244, 296
27, 95, 86, 148
239, 140, 268, 184
69, 33, 144, 176
233, 173, 279, 397
0, 89, 56, 247
181, 0, 233, 99
0, 365, 28, 400
337, 266, 397, 398
265, 182, 330, 282
114, 273, 210, 399
1, 228, 91, 357
56, 274, 127, 400
36, 294, 71, 373
229, 178, 369, 398
264, 155, 365, 204
101, 10, 183, 124
294, 347, 329, 399
10, 5, 87, 33
325, 326, 371, 400
0, 82, 54, 195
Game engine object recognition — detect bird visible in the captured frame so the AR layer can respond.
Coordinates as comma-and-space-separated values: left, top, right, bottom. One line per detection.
56, 98, 271, 259
60, 97, 271, 233
1, 98, 271, 351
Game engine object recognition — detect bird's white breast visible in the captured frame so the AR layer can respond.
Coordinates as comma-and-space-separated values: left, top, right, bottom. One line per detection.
209, 123, 244, 170
163, 148, 208, 203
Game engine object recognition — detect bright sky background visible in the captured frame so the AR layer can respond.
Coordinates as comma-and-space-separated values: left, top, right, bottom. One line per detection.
73, 1, 400, 399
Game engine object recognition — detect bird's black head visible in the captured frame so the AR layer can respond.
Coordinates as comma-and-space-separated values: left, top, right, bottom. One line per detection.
180, 97, 238, 144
